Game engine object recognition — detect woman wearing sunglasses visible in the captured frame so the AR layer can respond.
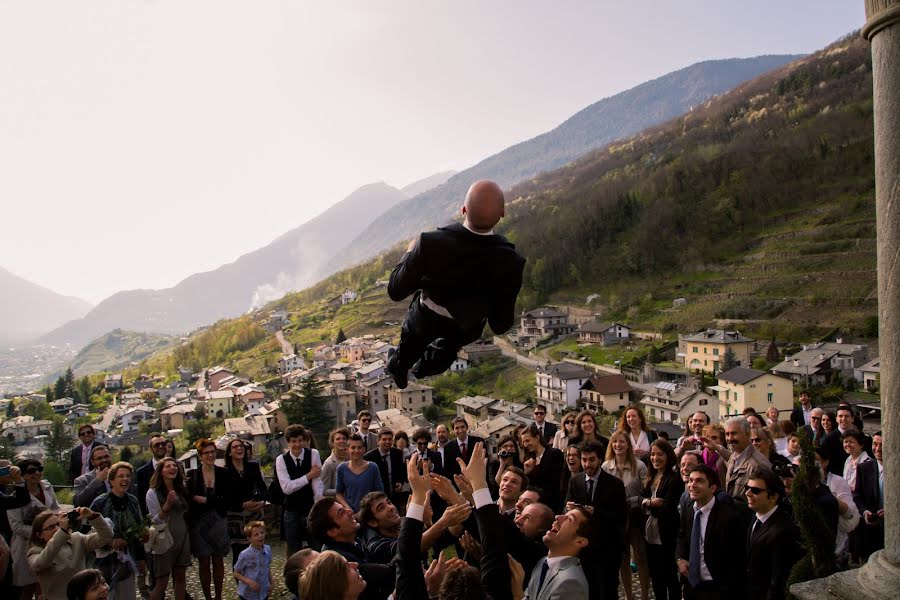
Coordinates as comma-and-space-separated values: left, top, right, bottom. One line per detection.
8, 459, 60, 600
552, 410, 579, 451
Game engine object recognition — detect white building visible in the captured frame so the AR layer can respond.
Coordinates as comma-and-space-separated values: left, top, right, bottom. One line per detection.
535, 362, 592, 418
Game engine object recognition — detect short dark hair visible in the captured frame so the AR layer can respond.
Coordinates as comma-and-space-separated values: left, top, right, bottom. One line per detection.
357, 410, 372, 420
687, 464, 720, 490
748, 466, 785, 500
329, 427, 351, 446
358, 491, 389, 526
308, 497, 340, 545
378, 427, 394, 439
836, 403, 854, 416
572, 505, 595, 549
78, 424, 94, 435
285, 424, 307, 441
412, 428, 431, 443
521, 423, 546, 447
841, 428, 866, 445
577, 440, 604, 457
534, 404, 547, 412
451, 416, 468, 428
284, 549, 318, 597
90, 444, 111, 462
348, 433, 363, 445
523, 486, 545, 502
440, 565, 486, 600
500, 466, 528, 489
67, 568, 106, 600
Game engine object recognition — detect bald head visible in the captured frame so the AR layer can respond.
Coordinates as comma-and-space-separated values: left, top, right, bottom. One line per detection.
463, 180, 505, 232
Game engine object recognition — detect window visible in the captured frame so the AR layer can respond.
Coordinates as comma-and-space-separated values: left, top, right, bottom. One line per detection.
704, 360, 708, 366
693, 346, 699, 353
699, 398, 708, 406
767, 393, 774, 404
649, 408, 656, 417
704, 347, 708, 354
767, 383, 773, 387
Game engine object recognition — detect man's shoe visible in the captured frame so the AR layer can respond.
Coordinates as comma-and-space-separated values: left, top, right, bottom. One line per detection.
387, 348, 408, 389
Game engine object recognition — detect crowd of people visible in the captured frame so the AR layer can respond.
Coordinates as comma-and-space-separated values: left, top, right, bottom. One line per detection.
0, 396, 886, 600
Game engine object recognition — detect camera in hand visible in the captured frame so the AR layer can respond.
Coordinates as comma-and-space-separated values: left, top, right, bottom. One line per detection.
67, 509, 80, 522
498, 450, 514, 459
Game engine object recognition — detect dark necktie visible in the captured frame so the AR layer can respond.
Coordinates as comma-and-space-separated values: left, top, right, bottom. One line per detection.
537, 560, 550, 593
363, 435, 368, 452
460, 442, 467, 461
586, 478, 595, 503
750, 519, 764, 545
688, 507, 703, 587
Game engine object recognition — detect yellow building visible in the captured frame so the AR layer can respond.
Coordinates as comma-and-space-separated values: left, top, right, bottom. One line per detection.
678, 330, 753, 375
715, 367, 793, 419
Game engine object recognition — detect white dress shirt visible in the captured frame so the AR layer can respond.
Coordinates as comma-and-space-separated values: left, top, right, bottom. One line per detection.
693, 496, 716, 582
276, 448, 324, 501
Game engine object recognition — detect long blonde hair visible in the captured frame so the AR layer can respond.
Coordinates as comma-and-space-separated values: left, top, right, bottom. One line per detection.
605, 430, 637, 473
300, 550, 350, 600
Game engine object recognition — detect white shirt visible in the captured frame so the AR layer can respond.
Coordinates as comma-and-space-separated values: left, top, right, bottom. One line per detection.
754, 504, 779, 529
824, 472, 858, 556
843, 451, 870, 491
276, 448, 324, 502
81, 444, 93, 475
693, 496, 716, 582
630, 430, 650, 454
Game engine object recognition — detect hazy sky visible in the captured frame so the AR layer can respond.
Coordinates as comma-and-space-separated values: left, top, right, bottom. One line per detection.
1, 1, 864, 304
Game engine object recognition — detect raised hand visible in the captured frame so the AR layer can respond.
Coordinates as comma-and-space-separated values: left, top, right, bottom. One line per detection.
429, 473, 465, 505
453, 474, 475, 505
436, 501, 472, 528
425, 552, 447, 598
509, 555, 525, 600
408, 452, 432, 504
456, 441, 488, 490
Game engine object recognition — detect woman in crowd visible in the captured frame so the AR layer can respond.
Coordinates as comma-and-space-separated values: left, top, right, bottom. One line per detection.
490, 435, 523, 493
751, 427, 790, 470
146, 457, 191, 600
165, 441, 177, 459
641, 440, 682, 600
299, 550, 367, 600
225, 438, 267, 565
187, 439, 232, 600
618, 405, 656, 461
767, 420, 789, 454
843, 429, 880, 561
520, 424, 566, 513
814, 447, 859, 567
699, 423, 727, 488
66, 569, 110, 600
602, 431, 650, 600
561, 443, 582, 500
569, 410, 608, 456
26, 507, 112, 600
335, 434, 384, 512
394, 431, 413, 460
746, 413, 766, 431
9, 458, 60, 600
765, 406, 780, 426
89, 461, 145, 600
552, 410, 578, 451
821, 411, 838, 435
321, 428, 350, 497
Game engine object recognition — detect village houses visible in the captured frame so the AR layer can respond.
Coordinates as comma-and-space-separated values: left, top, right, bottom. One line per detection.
677, 329, 753, 374
535, 362, 592, 418
579, 374, 635, 414
714, 367, 793, 419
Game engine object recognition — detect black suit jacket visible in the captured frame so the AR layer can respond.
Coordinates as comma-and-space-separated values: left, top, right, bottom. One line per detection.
364, 447, 408, 497
526, 447, 566, 512
388, 222, 526, 336
822, 430, 873, 476
746, 506, 803, 600
566, 470, 627, 564
676, 498, 748, 595
68, 442, 98, 483
135, 461, 156, 516
535, 422, 558, 444
853, 457, 880, 515
443, 436, 486, 479
790, 405, 813, 428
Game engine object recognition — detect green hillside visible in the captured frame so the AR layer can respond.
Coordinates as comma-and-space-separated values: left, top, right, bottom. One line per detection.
127, 33, 877, 382
50, 329, 178, 381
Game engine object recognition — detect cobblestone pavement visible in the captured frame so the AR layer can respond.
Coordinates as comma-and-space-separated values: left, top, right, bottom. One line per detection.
180, 544, 654, 600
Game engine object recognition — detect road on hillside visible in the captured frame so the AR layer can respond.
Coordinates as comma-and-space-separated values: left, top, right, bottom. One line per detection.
275, 330, 293, 355
493, 336, 552, 370
97, 395, 119, 433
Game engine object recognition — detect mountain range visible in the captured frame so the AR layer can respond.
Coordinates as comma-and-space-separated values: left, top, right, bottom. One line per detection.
38, 54, 800, 349
0, 267, 92, 345
324, 54, 802, 274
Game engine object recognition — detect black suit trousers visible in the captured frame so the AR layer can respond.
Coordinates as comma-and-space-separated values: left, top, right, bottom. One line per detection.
396, 293, 481, 377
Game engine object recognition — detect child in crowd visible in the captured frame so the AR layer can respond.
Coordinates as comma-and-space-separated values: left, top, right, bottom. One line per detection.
233, 521, 273, 600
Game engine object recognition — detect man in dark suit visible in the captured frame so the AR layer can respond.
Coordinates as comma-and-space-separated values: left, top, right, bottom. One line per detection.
822, 404, 872, 475
386, 179, 526, 389
520, 424, 565, 513
532, 404, 557, 443
676, 464, 747, 600
802, 407, 827, 446
565, 440, 626, 600
364, 428, 407, 504
745, 467, 803, 600
355, 410, 379, 453
790, 390, 815, 428
411, 428, 443, 475
136, 434, 170, 515
443, 417, 486, 479
68, 423, 99, 483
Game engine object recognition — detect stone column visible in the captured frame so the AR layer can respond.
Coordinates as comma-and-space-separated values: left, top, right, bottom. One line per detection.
792, 2, 900, 596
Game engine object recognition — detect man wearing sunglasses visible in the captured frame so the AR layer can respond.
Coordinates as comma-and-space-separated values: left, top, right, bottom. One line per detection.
745, 467, 803, 600
67, 424, 99, 484
532, 404, 557, 443
136, 434, 170, 516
